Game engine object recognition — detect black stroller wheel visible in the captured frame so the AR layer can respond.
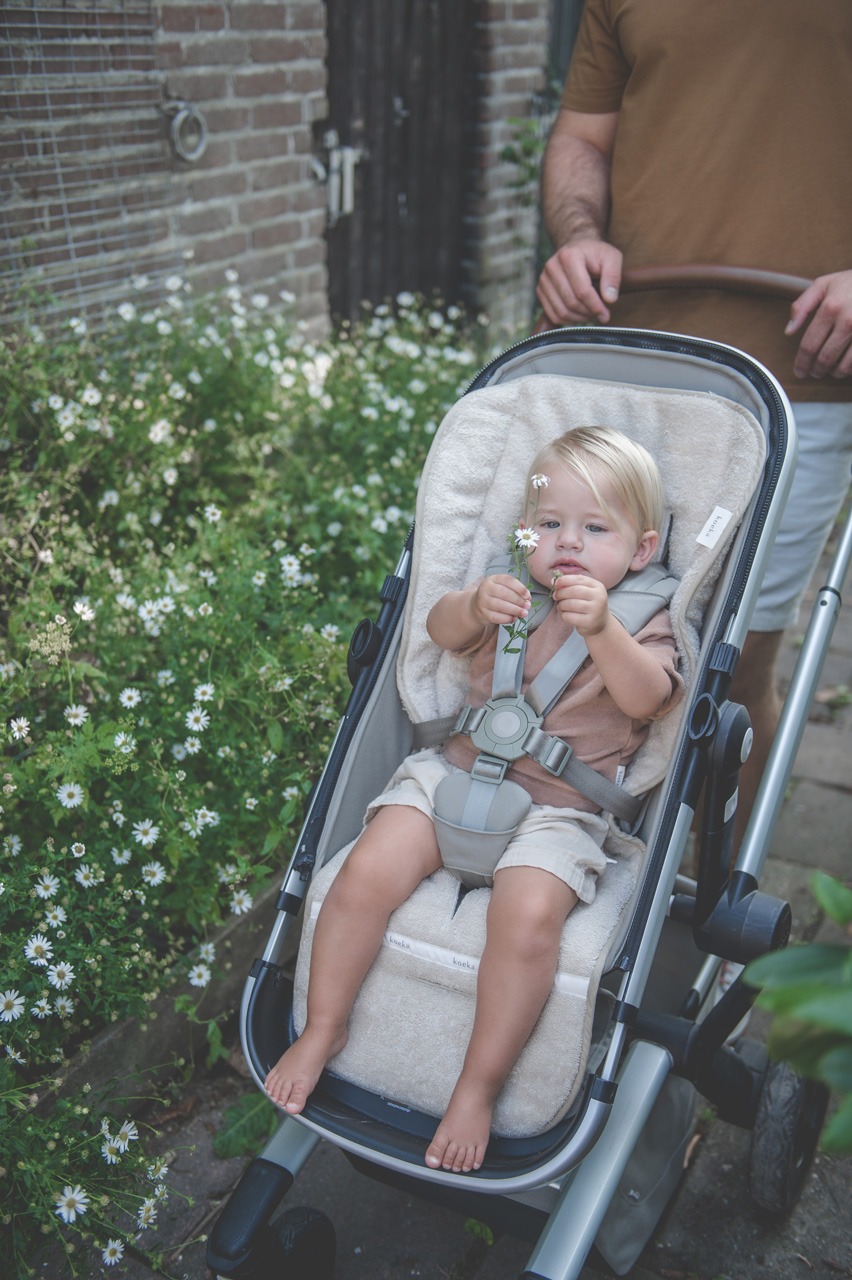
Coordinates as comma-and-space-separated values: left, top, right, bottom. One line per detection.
749, 1060, 829, 1219
272, 1206, 336, 1280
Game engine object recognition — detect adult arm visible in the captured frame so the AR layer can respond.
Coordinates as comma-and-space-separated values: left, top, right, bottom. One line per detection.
786, 270, 852, 379
536, 109, 623, 326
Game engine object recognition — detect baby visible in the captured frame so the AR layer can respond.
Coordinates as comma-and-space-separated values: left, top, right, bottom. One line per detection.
265, 425, 683, 1174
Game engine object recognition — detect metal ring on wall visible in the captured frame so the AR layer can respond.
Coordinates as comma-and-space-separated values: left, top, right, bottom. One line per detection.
169, 104, 208, 163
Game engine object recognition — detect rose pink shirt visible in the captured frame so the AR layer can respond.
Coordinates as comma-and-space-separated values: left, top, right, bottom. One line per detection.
443, 604, 683, 811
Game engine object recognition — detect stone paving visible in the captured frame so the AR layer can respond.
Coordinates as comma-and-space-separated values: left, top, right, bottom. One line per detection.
90, 515, 852, 1280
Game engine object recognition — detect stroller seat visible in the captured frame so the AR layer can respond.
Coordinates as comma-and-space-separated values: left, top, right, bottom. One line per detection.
292, 371, 766, 1140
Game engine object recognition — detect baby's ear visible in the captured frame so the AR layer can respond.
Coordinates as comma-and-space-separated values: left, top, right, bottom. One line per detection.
630, 529, 659, 570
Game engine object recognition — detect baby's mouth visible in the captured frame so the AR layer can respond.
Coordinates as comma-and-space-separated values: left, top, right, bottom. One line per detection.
552, 560, 584, 578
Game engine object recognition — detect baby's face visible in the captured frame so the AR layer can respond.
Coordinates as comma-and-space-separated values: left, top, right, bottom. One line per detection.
524, 464, 651, 590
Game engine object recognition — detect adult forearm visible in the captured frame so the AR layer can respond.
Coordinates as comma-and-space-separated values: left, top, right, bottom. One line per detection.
541, 129, 611, 250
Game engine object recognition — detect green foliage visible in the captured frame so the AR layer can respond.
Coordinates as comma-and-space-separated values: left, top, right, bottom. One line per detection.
463, 1217, 494, 1246
0, 274, 480, 1272
499, 116, 547, 206
213, 1092, 279, 1159
745, 872, 852, 1152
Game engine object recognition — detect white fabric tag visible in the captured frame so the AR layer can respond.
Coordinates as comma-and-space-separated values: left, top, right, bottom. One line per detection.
696, 505, 733, 549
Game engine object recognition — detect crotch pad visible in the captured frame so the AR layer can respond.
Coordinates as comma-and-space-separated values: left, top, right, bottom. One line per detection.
293, 822, 644, 1138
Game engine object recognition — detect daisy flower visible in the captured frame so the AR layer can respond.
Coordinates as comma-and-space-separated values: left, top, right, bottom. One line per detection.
113, 731, 136, 754
157, 668, 175, 686
199, 942, 215, 962
204, 504, 222, 523
141, 861, 166, 886
282, 786, 299, 801
147, 1157, 169, 1180
101, 1139, 121, 1164
245, 797, 258, 810
111, 847, 131, 865
185, 705, 210, 732
64, 704, 89, 726
35, 872, 61, 899
184, 737, 201, 755
71, 842, 86, 858
74, 864, 97, 888
73, 600, 95, 621
6, 1046, 26, 1064
195, 806, 219, 826
252, 571, 267, 587
3, 834, 22, 856
44, 904, 67, 927
24, 933, 53, 965
101, 1240, 125, 1266
198, 602, 213, 617
188, 963, 211, 988
231, 889, 253, 915
171, 743, 187, 760
0, 990, 24, 1021
514, 526, 540, 551
132, 818, 159, 847
47, 961, 75, 990
194, 682, 215, 701
31, 997, 52, 1019
53, 1185, 89, 1223
320, 624, 340, 641
9, 717, 30, 739
530, 473, 550, 489
54, 995, 74, 1017
114, 1120, 139, 1150
119, 686, 142, 708
137, 1198, 157, 1228
56, 782, 84, 808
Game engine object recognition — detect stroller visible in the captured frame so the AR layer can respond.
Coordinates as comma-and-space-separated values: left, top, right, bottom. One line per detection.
208, 270, 850, 1280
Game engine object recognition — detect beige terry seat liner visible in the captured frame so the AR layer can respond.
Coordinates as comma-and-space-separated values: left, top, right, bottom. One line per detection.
294, 374, 765, 1138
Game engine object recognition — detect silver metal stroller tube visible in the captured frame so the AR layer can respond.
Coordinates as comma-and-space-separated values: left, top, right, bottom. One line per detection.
522, 1042, 672, 1280
738, 496, 852, 880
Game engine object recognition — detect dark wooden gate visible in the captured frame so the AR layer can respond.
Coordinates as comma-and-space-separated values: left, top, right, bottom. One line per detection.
324, 0, 475, 321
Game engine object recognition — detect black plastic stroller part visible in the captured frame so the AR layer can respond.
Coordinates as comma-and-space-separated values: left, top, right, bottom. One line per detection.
205, 1158, 297, 1278
749, 1060, 830, 1219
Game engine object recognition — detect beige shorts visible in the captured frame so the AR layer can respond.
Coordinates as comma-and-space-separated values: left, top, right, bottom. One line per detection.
365, 748, 610, 904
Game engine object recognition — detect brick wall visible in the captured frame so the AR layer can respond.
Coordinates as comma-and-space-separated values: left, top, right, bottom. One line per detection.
463, 1, 551, 340
157, 1, 330, 334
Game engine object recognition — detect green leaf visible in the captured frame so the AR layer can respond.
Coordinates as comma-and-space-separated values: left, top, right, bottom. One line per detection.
811, 872, 852, 927
819, 1045, 852, 1094
821, 1094, 852, 1153
267, 720, 284, 753
790, 988, 852, 1036
261, 825, 284, 857
213, 1092, 279, 1158
766, 1019, 844, 1076
746, 943, 847, 990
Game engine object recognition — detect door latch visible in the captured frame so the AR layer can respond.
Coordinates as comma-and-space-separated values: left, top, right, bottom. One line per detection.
321, 129, 363, 227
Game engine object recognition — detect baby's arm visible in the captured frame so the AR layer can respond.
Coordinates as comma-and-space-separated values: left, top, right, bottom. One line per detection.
427, 574, 530, 652
554, 575, 674, 719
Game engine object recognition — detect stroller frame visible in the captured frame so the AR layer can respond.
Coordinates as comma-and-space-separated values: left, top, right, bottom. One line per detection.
208, 322, 850, 1280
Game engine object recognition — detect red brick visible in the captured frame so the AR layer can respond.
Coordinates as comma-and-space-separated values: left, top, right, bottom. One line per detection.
192, 230, 251, 264
237, 192, 294, 225
178, 205, 234, 236
236, 132, 290, 162
252, 220, 302, 249
160, 5, 226, 34
183, 35, 250, 66
249, 35, 304, 63
252, 100, 302, 129
202, 103, 251, 132
233, 67, 290, 97
285, 4, 325, 31
250, 157, 306, 191
229, 3, 290, 32
164, 70, 229, 100
189, 170, 249, 201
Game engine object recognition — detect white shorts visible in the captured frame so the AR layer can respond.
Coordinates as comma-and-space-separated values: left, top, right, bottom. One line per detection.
752, 402, 852, 632
365, 749, 610, 904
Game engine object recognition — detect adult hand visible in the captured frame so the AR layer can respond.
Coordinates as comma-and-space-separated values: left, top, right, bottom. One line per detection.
786, 270, 852, 379
536, 238, 624, 327
552, 574, 610, 636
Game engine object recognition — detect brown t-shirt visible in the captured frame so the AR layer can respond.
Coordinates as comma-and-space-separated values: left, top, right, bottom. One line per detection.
561, 0, 852, 403
442, 605, 683, 811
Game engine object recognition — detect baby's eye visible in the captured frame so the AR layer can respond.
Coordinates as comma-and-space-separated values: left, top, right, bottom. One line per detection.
541, 519, 560, 530
586, 523, 606, 534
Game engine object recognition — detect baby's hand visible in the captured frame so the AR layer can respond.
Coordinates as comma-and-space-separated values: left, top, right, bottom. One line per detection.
473, 574, 531, 627
553, 574, 610, 636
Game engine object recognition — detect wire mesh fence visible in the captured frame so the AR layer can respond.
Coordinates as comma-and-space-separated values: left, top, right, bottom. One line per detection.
1, 1, 183, 331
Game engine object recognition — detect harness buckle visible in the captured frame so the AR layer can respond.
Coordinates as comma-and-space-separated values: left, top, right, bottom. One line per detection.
540, 737, 573, 778
469, 753, 509, 785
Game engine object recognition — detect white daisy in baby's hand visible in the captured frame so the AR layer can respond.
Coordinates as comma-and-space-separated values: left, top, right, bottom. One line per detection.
514, 526, 540, 551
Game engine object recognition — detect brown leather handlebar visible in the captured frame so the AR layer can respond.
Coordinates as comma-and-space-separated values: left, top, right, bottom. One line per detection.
533, 264, 813, 334
620, 264, 812, 302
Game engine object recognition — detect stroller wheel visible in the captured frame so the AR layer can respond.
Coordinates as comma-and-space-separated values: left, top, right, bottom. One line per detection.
749, 1060, 829, 1219
273, 1206, 336, 1280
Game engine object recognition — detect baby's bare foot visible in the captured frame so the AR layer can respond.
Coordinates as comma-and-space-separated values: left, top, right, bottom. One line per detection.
264, 1026, 347, 1114
425, 1077, 493, 1173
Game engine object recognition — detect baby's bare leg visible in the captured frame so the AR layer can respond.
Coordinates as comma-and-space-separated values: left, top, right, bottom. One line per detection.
265, 805, 442, 1113
426, 866, 578, 1172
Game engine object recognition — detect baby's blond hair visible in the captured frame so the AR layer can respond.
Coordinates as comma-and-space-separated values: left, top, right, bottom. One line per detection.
525, 425, 665, 537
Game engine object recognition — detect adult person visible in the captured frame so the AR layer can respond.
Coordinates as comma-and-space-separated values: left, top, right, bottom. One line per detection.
536, 0, 852, 847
